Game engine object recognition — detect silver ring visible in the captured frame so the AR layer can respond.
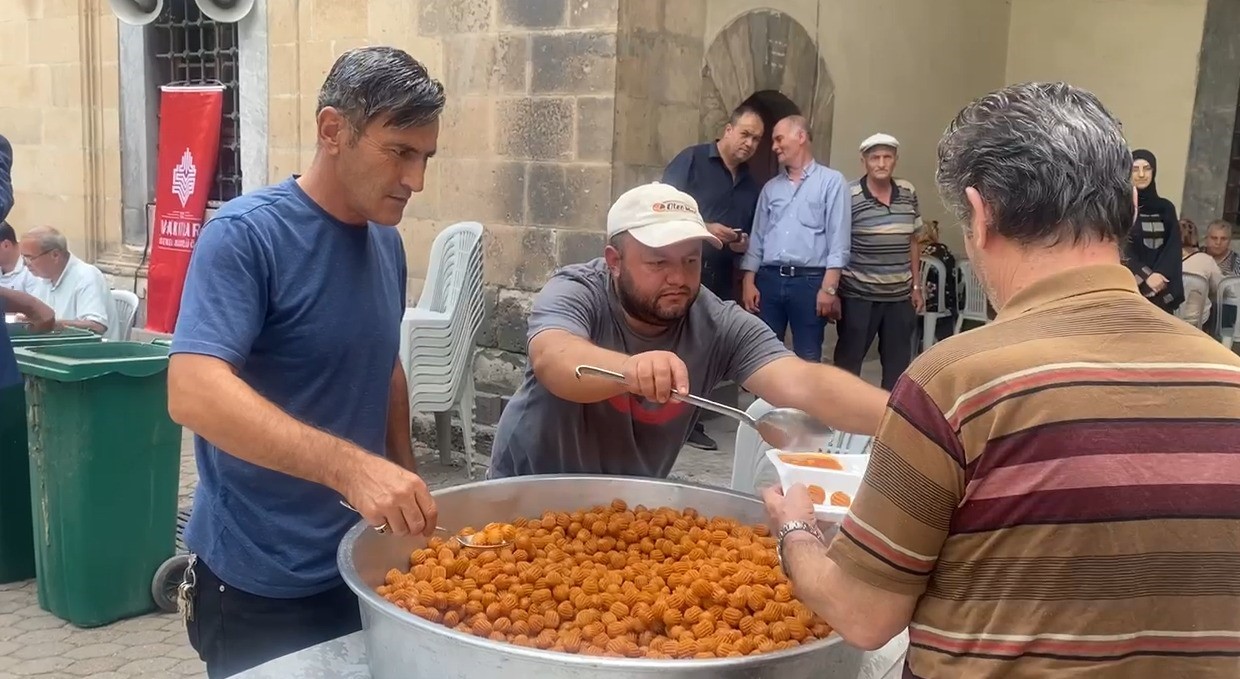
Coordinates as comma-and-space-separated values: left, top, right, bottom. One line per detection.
374, 523, 389, 534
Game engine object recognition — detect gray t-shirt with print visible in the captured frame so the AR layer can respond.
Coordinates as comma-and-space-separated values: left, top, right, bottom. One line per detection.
490, 257, 792, 479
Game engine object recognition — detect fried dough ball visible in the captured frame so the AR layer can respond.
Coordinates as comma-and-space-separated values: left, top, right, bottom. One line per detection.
378, 500, 833, 659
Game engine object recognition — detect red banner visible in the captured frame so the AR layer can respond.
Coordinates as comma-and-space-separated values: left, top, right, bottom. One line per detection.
145, 84, 225, 333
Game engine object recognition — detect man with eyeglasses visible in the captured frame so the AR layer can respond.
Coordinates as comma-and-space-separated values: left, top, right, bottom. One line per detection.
18, 225, 112, 335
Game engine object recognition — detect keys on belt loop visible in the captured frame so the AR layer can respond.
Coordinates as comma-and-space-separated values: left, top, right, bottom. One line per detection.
177, 553, 198, 624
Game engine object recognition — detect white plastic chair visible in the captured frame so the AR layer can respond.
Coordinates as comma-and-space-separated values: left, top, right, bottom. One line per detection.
1216, 275, 1240, 349
400, 222, 487, 477
730, 398, 874, 494
955, 261, 989, 334
109, 289, 139, 341
917, 255, 950, 354
1176, 272, 1210, 327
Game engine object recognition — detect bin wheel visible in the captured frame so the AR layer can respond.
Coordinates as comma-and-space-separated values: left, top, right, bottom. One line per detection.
152, 554, 192, 613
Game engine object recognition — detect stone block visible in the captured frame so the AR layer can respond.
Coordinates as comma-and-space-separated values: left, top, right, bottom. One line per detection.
557, 228, 605, 265
27, 17, 78, 65
0, 108, 44, 146
297, 41, 338, 99
618, 0, 661, 32
654, 38, 703, 105
49, 64, 80, 108
475, 346, 530, 393
612, 95, 658, 166
613, 31, 656, 101
496, 97, 574, 161
476, 285, 501, 347
267, 149, 301, 184
440, 96, 493, 157
474, 391, 508, 426
576, 96, 615, 163
367, 0, 418, 43
267, 96, 300, 151
0, 66, 50, 108
0, 19, 29, 66
395, 218, 443, 279
493, 287, 536, 353
483, 223, 558, 290
662, 0, 706, 39
530, 32, 617, 95
267, 0, 299, 45
99, 62, 119, 110
309, 0, 369, 40
419, 0, 493, 35
267, 44, 300, 99
568, 0, 618, 27
39, 108, 81, 148
438, 159, 526, 224
441, 34, 528, 95
499, 0, 566, 28
610, 163, 661, 198
656, 104, 701, 162
527, 162, 611, 229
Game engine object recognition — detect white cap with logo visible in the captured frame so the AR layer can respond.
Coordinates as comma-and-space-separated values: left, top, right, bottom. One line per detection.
606, 182, 722, 249
859, 133, 900, 154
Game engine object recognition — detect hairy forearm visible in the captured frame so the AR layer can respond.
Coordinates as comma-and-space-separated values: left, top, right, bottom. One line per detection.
529, 330, 631, 403
0, 288, 49, 319
167, 354, 364, 492
387, 363, 416, 471
748, 357, 888, 435
783, 533, 889, 650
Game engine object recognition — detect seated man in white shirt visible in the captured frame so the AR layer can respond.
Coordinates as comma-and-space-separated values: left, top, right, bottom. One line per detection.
19, 226, 112, 335
0, 222, 35, 293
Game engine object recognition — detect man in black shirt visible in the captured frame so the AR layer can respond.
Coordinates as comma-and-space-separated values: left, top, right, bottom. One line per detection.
661, 104, 764, 450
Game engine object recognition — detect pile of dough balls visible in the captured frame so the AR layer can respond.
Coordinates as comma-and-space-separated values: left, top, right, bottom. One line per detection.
377, 499, 833, 659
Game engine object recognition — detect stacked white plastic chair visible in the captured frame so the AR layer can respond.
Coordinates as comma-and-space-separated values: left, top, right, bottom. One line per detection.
730, 398, 874, 494
399, 221, 487, 478
1216, 275, 1240, 349
1176, 272, 1211, 327
917, 255, 950, 354
955, 260, 990, 334
108, 289, 139, 341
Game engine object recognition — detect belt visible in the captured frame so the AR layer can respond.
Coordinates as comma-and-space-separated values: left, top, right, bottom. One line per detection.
762, 265, 826, 277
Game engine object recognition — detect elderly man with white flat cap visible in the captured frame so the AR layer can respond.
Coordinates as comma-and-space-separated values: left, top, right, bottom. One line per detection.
833, 133, 924, 390
489, 182, 889, 479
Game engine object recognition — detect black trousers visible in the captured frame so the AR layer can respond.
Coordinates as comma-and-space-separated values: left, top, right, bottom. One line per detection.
186, 558, 363, 678
833, 296, 917, 391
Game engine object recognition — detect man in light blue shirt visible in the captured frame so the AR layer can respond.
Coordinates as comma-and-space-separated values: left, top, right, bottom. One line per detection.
740, 115, 852, 361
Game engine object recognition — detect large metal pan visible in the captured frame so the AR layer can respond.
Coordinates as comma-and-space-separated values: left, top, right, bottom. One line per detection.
338, 474, 865, 679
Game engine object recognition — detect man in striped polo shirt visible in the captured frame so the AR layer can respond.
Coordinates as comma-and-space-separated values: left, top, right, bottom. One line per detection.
834, 133, 923, 389
764, 82, 1240, 678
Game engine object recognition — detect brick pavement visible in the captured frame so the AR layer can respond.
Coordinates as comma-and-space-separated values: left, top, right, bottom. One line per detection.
0, 363, 880, 678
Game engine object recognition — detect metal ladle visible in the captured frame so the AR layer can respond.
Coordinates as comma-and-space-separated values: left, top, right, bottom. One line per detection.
574, 364, 835, 452
338, 500, 509, 549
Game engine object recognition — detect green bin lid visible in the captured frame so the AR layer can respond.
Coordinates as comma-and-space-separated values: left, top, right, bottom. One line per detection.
6, 324, 100, 340
15, 341, 171, 381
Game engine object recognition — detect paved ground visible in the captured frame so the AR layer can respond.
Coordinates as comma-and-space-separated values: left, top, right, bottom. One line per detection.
0, 362, 881, 678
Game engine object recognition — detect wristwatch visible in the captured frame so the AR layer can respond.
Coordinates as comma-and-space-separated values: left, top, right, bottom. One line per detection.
776, 520, 825, 568
821, 286, 837, 295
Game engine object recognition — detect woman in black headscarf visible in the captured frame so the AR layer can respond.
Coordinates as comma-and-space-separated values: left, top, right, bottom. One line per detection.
1125, 149, 1183, 313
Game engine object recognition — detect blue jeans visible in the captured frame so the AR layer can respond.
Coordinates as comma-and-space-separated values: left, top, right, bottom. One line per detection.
755, 268, 827, 361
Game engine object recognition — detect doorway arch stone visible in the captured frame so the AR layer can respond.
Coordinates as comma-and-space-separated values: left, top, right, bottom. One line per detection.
700, 10, 835, 162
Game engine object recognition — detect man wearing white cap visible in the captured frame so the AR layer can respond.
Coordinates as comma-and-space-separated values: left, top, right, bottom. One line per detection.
489, 182, 889, 479
834, 133, 923, 390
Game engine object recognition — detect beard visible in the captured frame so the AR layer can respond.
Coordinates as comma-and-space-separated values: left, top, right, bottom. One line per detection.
615, 269, 696, 327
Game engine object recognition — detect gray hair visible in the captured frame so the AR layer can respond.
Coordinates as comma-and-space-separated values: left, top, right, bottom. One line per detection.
776, 114, 812, 142
316, 46, 446, 136
935, 82, 1134, 246
23, 226, 68, 254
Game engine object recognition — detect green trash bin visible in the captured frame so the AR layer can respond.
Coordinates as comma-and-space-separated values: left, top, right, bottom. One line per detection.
0, 327, 102, 585
15, 341, 182, 627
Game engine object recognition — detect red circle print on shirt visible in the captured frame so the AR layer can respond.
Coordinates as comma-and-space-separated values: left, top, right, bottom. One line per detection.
606, 394, 688, 425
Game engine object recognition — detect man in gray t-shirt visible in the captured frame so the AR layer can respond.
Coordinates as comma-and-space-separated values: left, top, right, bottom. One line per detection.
490, 182, 890, 479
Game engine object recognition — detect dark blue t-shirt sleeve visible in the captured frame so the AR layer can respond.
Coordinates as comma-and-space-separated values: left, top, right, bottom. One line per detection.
170, 216, 269, 368
0, 134, 13, 223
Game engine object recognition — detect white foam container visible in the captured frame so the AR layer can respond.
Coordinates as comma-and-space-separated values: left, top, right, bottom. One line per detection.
766, 449, 866, 522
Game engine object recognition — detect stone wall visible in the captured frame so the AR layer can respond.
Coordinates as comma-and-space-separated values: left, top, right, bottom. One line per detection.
0, 2, 120, 260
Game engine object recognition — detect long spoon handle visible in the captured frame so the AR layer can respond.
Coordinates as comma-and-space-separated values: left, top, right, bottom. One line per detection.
573, 364, 757, 427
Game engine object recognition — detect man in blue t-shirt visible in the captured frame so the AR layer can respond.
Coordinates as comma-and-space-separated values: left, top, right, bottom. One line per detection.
167, 47, 446, 678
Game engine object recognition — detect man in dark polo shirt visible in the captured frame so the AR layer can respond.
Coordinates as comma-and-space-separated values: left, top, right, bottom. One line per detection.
834, 133, 923, 390
661, 104, 763, 450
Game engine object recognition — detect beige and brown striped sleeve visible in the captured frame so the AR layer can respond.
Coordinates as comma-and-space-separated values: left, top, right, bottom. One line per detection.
825, 376, 966, 596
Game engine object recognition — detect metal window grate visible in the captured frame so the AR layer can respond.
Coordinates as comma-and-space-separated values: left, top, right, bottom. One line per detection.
150, 0, 242, 204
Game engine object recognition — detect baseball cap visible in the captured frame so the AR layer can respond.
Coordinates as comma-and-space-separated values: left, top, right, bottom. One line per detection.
860, 133, 900, 154
606, 182, 722, 249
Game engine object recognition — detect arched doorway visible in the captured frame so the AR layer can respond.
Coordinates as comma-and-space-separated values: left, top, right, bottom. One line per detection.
699, 10, 835, 171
